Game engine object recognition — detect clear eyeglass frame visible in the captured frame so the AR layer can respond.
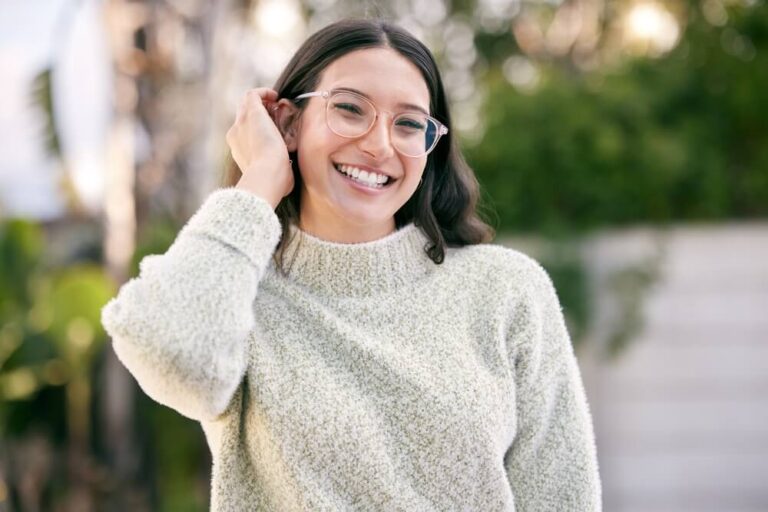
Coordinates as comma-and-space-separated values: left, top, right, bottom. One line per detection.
293, 89, 448, 158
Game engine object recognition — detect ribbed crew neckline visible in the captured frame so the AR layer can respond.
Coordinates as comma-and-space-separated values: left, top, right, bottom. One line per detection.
277, 222, 435, 297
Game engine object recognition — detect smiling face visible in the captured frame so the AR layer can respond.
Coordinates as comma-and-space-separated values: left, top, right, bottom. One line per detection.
289, 47, 431, 242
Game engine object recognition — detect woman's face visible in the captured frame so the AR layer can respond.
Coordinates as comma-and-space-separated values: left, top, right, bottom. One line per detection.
291, 47, 431, 234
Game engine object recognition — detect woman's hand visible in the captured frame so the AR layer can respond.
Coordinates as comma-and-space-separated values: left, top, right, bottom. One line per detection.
226, 88, 295, 208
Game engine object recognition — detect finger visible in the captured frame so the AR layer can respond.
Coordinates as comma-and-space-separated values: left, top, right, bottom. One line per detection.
244, 90, 279, 119
256, 88, 278, 100
238, 88, 275, 114
246, 88, 278, 103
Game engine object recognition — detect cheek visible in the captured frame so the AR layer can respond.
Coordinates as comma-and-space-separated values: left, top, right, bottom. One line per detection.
297, 119, 342, 157
404, 158, 427, 182
296, 129, 346, 186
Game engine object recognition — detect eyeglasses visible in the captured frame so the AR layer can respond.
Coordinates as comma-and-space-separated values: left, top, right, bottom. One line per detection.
293, 89, 448, 158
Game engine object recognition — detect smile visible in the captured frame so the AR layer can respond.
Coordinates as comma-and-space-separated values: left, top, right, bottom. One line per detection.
333, 163, 395, 189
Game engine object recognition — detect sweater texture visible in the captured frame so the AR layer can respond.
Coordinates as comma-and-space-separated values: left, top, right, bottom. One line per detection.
101, 187, 602, 511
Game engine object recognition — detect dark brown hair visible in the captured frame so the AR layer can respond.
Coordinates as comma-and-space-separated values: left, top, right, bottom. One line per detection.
222, 18, 494, 270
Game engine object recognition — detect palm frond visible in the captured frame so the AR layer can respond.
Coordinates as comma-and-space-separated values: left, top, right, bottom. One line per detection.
30, 67, 62, 159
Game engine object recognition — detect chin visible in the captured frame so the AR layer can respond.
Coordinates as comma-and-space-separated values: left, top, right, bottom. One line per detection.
337, 208, 390, 226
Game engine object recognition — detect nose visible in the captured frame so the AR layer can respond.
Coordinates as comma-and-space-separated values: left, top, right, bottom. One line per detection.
356, 114, 396, 160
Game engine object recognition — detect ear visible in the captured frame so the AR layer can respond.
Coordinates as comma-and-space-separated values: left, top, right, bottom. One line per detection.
273, 99, 301, 152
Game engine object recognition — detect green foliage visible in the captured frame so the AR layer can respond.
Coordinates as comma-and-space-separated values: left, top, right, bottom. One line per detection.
43, 266, 115, 370
0, 217, 210, 509
467, 2, 768, 235
147, 401, 209, 512
0, 220, 115, 437
604, 260, 661, 358
0, 219, 44, 312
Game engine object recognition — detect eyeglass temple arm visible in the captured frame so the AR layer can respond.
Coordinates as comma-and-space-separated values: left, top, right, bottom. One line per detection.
269, 91, 324, 112
294, 91, 327, 100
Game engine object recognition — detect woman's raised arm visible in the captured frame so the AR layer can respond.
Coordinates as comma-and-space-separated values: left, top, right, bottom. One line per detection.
101, 188, 281, 421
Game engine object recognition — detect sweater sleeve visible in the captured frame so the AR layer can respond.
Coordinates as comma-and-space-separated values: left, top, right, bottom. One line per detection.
504, 261, 602, 511
100, 188, 282, 422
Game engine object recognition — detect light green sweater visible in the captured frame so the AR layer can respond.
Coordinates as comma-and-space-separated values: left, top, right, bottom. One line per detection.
101, 188, 601, 511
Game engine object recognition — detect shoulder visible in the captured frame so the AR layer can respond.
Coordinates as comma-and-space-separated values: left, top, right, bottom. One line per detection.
436, 242, 558, 313
446, 242, 554, 294
441, 242, 562, 332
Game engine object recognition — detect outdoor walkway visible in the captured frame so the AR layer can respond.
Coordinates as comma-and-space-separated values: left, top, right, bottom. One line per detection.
579, 223, 768, 512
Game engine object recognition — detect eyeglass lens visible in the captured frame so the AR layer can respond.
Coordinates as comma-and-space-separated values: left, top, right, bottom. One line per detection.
327, 92, 439, 157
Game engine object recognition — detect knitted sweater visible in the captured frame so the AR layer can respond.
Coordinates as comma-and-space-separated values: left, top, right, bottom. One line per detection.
101, 188, 602, 511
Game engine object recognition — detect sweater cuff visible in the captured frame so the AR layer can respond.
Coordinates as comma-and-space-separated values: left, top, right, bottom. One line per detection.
180, 187, 282, 266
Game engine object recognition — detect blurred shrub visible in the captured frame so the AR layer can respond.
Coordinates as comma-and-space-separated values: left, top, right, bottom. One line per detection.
0, 219, 116, 508
0, 217, 210, 510
467, 3, 768, 234
1, 221, 114, 427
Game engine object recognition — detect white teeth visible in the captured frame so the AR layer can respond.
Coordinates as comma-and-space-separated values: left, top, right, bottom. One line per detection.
337, 164, 390, 188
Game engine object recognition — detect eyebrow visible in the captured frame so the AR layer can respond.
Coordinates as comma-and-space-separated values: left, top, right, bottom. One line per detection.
332, 86, 430, 116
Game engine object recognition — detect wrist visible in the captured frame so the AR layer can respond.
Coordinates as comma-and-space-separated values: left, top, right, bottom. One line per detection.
235, 175, 280, 209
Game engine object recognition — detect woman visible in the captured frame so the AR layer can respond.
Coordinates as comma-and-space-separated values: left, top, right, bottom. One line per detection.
101, 18, 601, 511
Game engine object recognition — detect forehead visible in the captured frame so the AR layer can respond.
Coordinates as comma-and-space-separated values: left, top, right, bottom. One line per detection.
317, 48, 431, 110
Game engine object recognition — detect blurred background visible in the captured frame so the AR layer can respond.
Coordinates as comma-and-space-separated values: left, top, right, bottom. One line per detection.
1, 0, 766, 510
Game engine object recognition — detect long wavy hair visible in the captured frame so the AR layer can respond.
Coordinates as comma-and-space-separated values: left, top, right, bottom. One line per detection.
221, 18, 495, 272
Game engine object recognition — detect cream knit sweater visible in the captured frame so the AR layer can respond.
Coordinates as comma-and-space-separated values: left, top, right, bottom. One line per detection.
101, 188, 601, 511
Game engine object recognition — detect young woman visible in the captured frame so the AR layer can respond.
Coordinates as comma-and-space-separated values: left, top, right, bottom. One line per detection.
102, 19, 601, 511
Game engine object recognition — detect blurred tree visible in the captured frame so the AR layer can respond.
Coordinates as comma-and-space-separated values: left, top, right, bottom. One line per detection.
0, 220, 115, 510
466, 0, 768, 234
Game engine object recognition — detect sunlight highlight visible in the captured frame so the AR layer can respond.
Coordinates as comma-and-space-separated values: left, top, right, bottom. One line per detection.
623, 2, 680, 56
252, 0, 302, 38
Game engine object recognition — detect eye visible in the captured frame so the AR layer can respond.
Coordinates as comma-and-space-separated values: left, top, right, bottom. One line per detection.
333, 102, 364, 115
395, 116, 427, 132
